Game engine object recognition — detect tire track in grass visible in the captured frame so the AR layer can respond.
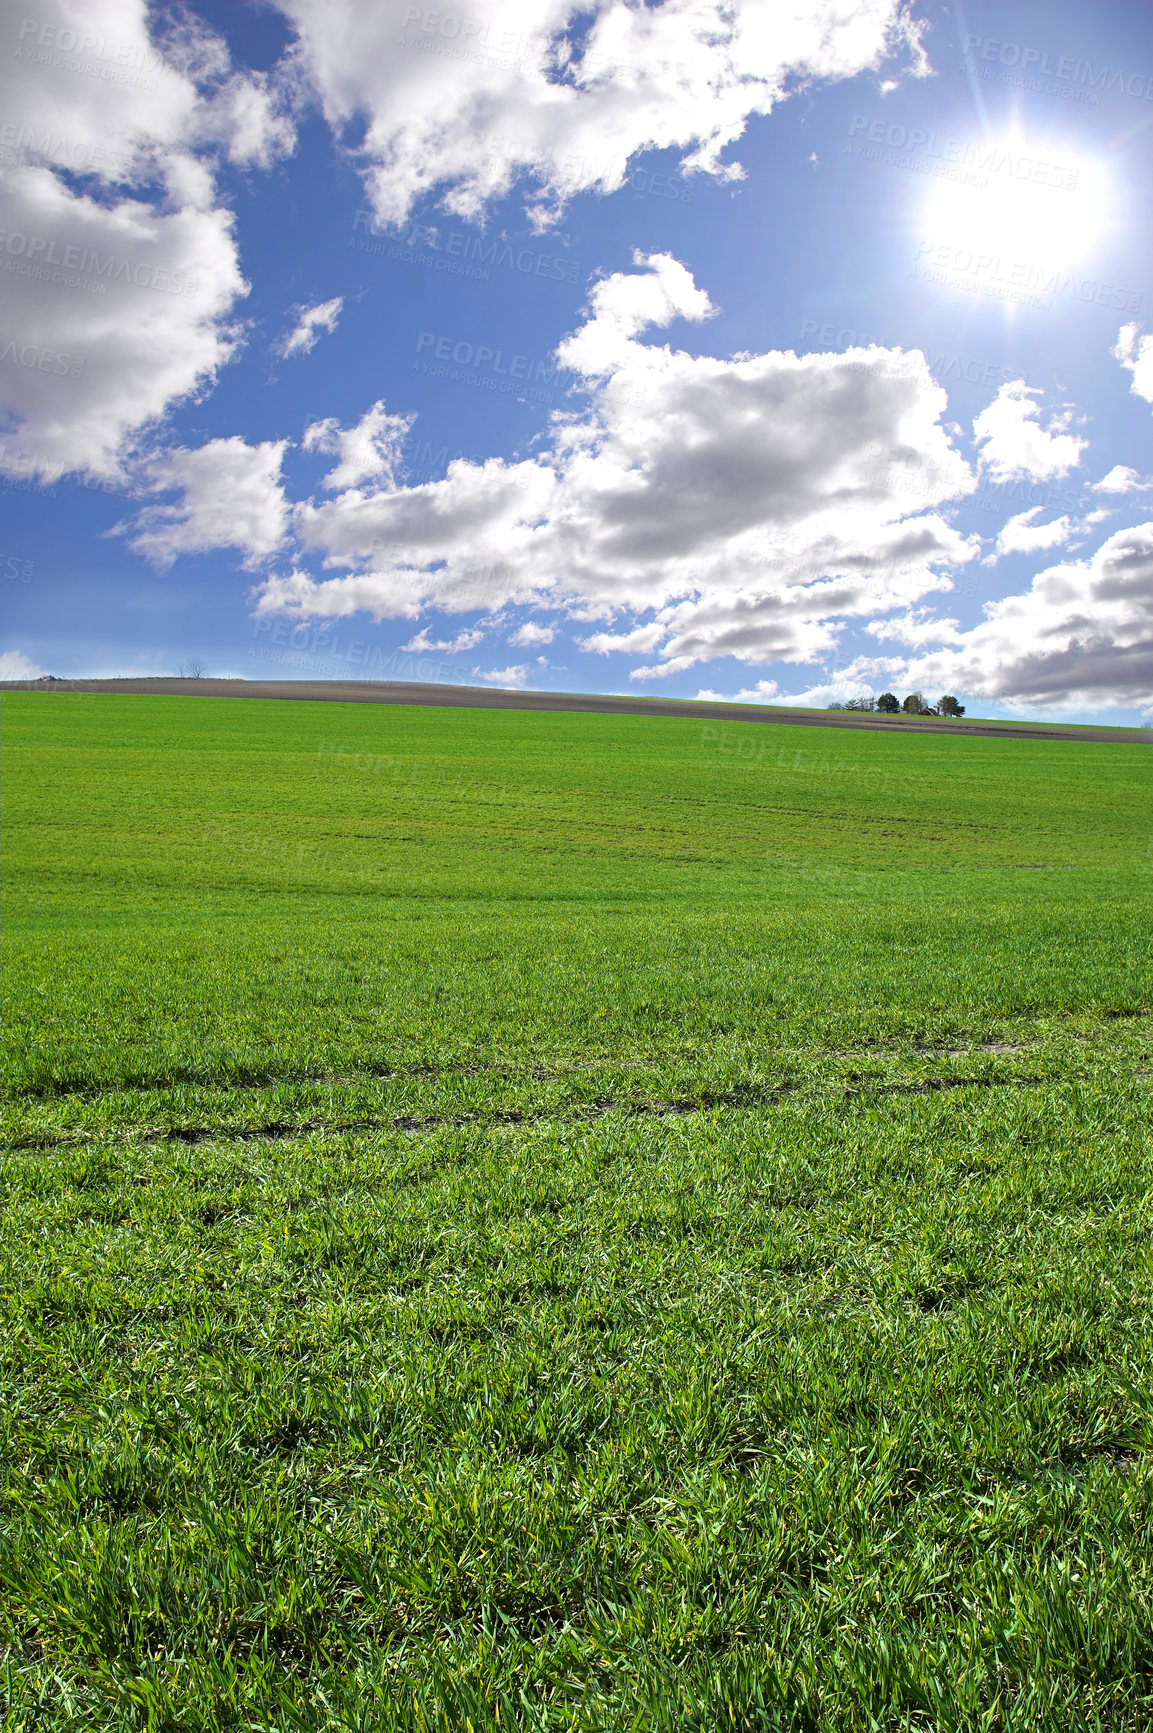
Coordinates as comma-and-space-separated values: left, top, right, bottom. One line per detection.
6, 1072, 1052, 1151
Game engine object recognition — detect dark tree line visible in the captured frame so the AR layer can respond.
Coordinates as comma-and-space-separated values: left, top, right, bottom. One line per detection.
829, 692, 965, 716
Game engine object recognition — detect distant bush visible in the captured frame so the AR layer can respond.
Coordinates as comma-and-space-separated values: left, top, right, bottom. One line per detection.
877, 693, 900, 714
826, 701, 845, 710
902, 692, 929, 714
938, 695, 966, 716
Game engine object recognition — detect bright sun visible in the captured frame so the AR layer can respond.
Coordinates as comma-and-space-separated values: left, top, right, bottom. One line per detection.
922, 138, 1109, 272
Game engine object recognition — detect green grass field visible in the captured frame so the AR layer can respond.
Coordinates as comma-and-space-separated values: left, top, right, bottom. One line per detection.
2, 690, 1152, 1732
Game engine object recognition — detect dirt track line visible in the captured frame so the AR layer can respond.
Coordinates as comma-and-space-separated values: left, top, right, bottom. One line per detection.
6, 1076, 1053, 1150
4, 678, 1149, 744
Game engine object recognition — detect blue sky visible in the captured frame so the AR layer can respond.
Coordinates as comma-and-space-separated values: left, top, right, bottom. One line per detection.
2, 0, 1151, 720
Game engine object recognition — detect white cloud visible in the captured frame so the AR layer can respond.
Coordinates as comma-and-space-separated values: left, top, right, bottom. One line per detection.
0, 165, 246, 481
0, 1, 251, 480
475, 663, 529, 688
984, 507, 1076, 564
286, 454, 560, 616
580, 622, 668, 656
4, 2, 200, 175
1092, 465, 1152, 495
196, 71, 297, 169
629, 655, 698, 682
147, 9, 298, 167
0, 650, 46, 680
557, 251, 714, 375
301, 400, 413, 490
972, 381, 1087, 484
696, 678, 780, 702
401, 625, 485, 654
273, 0, 925, 228
898, 523, 1153, 711
867, 609, 962, 646
256, 254, 978, 680
508, 621, 555, 645
767, 670, 897, 707
253, 566, 424, 622
277, 296, 343, 359
120, 437, 290, 568
1113, 324, 1153, 406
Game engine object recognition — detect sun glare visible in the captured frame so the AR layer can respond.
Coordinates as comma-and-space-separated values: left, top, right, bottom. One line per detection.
922, 138, 1109, 273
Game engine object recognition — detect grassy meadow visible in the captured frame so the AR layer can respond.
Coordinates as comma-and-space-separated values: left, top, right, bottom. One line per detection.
2, 689, 1152, 1731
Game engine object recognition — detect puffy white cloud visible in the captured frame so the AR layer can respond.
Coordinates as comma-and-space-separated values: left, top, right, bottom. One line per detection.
701, 657, 914, 709
287, 454, 559, 615
0, 649, 46, 679
984, 506, 1076, 564
508, 620, 555, 645
253, 566, 426, 621
696, 678, 780, 702
1113, 324, 1153, 406
277, 296, 343, 359
580, 621, 667, 656
972, 381, 1087, 484
0, 1, 250, 480
4, 2, 201, 177
301, 400, 413, 490
1092, 465, 1151, 495
557, 251, 713, 375
401, 625, 485, 654
254, 253, 979, 678
195, 71, 297, 169
899, 523, 1153, 711
476, 663, 529, 688
119, 437, 289, 567
768, 670, 895, 707
867, 609, 962, 646
273, 0, 925, 227
0, 166, 246, 480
